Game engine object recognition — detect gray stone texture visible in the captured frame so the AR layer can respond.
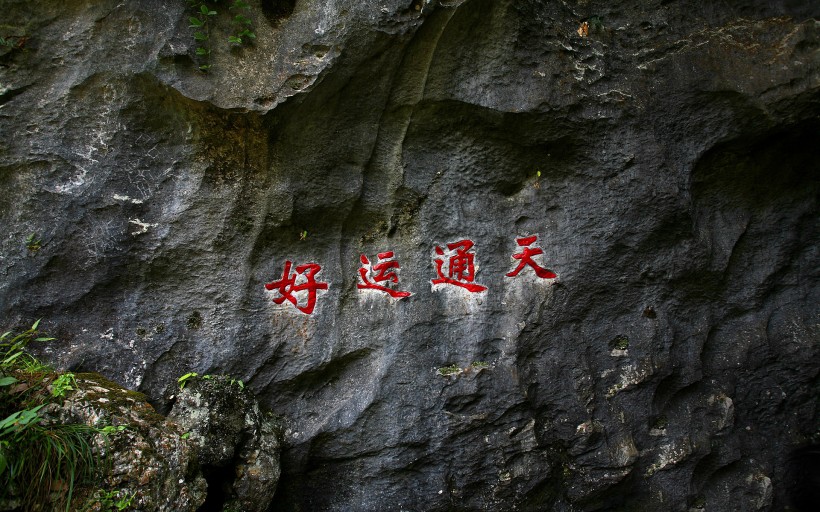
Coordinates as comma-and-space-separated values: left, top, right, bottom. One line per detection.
0, 0, 817, 510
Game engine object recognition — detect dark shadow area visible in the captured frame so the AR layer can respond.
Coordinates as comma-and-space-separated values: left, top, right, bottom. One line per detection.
785, 444, 820, 512
692, 118, 819, 213
262, 0, 296, 24
198, 464, 236, 512
687, 118, 819, 510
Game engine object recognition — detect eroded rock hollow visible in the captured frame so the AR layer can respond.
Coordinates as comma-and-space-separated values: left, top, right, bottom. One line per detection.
0, 0, 817, 510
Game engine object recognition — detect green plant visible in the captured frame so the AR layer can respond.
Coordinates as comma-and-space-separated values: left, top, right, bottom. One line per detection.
1, 319, 54, 371
1, 407, 100, 511
85, 488, 136, 511
299, 229, 308, 241
25, 233, 42, 253
0, 34, 27, 51
533, 170, 542, 189
178, 372, 245, 391
470, 361, 489, 370
177, 372, 198, 389
588, 15, 604, 31
611, 335, 629, 351
228, 0, 256, 44
99, 425, 127, 435
0, 404, 44, 431
188, 2, 217, 71
0, 321, 109, 511
52, 372, 77, 398
188, 0, 256, 72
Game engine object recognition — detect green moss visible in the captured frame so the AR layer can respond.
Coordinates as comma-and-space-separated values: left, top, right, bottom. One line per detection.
74, 373, 166, 425
610, 335, 629, 350
437, 364, 462, 376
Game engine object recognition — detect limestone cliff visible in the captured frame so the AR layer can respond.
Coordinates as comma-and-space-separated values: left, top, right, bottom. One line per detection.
0, 1, 817, 510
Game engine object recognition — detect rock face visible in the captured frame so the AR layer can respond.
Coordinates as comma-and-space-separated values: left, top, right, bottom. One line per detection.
168, 375, 283, 512
0, 1, 817, 511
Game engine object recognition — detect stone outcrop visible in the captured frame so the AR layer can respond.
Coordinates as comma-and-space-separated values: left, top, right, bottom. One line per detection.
1, 371, 282, 512
22, 373, 206, 512
0, 0, 817, 510
168, 375, 283, 512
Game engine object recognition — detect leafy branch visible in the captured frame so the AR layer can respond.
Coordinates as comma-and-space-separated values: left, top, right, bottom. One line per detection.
188, 0, 257, 72
188, 2, 217, 71
228, 0, 256, 44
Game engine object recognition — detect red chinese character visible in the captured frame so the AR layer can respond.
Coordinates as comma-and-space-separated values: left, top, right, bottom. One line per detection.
264, 260, 329, 314
357, 251, 412, 298
506, 235, 557, 278
431, 239, 487, 292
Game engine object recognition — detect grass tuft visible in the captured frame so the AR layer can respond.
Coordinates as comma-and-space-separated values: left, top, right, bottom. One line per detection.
0, 321, 108, 511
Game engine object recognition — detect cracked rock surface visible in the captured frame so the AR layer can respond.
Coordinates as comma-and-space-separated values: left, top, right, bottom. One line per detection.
0, 0, 817, 510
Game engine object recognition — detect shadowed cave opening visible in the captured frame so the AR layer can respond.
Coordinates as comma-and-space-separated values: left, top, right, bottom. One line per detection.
198, 464, 237, 512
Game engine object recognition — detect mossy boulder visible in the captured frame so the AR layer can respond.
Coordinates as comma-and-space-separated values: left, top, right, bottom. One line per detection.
47, 372, 207, 511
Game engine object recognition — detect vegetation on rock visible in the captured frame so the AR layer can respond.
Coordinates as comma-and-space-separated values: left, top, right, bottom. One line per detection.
0, 321, 103, 511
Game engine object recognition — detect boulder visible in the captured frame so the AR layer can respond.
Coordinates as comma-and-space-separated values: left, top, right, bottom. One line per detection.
3, 372, 207, 512
168, 375, 283, 512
